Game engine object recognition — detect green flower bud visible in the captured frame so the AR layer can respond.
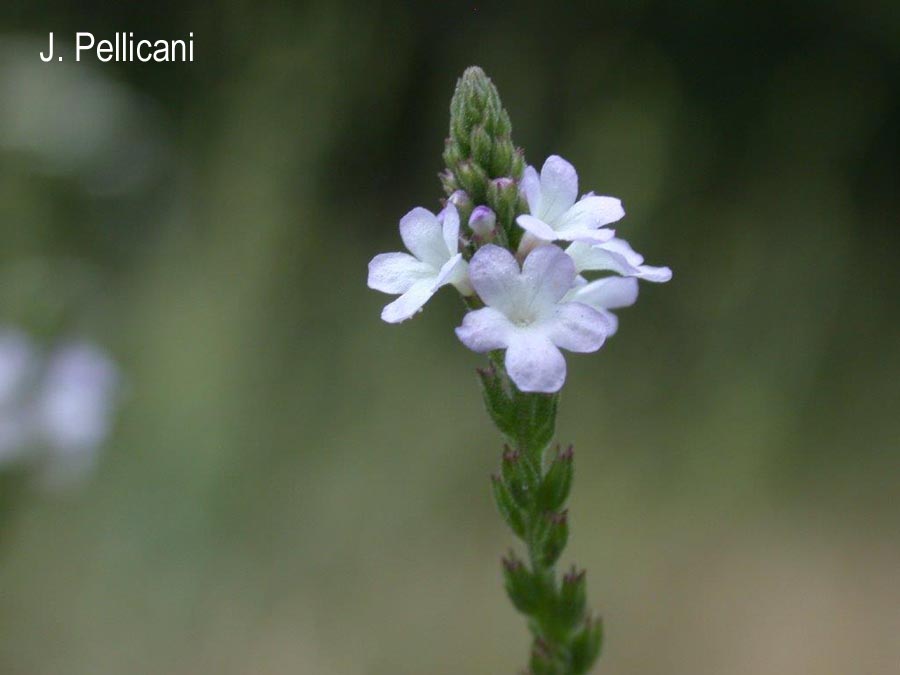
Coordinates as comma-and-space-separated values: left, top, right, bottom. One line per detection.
569, 615, 604, 675
537, 444, 574, 512
558, 565, 588, 629
502, 552, 543, 615
537, 510, 569, 567
529, 638, 565, 675
501, 445, 539, 507
455, 160, 489, 202
491, 473, 526, 539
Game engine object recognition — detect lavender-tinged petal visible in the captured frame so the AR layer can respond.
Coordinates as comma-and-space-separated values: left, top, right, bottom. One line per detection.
399, 207, 451, 269
548, 302, 608, 353
516, 214, 560, 242
380, 279, 437, 323
538, 155, 578, 223
520, 245, 578, 310
368, 252, 435, 294
434, 253, 472, 296
455, 307, 514, 352
603, 237, 644, 264
570, 276, 639, 310
556, 226, 616, 243
440, 203, 461, 255
468, 244, 522, 314
599, 309, 619, 336
37, 343, 119, 453
505, 331, 567, 394
519, 165, 541, 215
556, 196, 624, 232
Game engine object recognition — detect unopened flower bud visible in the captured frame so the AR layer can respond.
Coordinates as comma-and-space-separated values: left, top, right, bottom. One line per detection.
559, 565, 588, 628
468, 205, 497, 241
491, 473, 526, 539
486, 176, 519, 239
569, 615, 604, 674
447, 190, 473, 225
539, 510, 569, 567
537, 443, 574, 512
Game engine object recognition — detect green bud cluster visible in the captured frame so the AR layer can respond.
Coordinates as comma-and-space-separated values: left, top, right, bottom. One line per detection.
442, 67, 526, 253
479, 362, 603, 674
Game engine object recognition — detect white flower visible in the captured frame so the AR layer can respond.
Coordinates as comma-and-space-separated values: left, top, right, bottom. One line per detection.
0, 329, 120, 488
368, 203, 472, 323
455, 244, 609, 393
516, 155, 623, 244
565, 277, 639, 337
566, 238, 672, 282
35, 342, 120, 487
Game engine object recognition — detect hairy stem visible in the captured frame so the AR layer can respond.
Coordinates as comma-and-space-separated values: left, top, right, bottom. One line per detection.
482, 361, 602, 674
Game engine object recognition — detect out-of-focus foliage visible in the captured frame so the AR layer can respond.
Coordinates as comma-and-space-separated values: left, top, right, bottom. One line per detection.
0, 2, 897, 674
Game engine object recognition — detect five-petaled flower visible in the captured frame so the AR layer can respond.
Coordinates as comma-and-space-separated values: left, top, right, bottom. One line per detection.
455, 245, 608, 393
516, 155, 623, 244
368, 204, 472, 323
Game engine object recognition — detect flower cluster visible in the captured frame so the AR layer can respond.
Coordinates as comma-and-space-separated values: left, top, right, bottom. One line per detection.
0, 328, 120, 488
368, 154, 671, 393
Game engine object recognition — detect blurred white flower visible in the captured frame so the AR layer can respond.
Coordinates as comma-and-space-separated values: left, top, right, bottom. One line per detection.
0, 328, 120, 489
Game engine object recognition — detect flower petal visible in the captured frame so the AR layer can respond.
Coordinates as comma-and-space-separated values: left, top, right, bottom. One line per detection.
598, 309, 619, 336
567, 239, 672, 282
520, 165, 541, 215
556, 196, 624, 233
516, 214, 560, 242
455, 307, 514, 352
558, 226, 616, 243
633, 264, 672, 282
520, 245, 578, 310
37, 343, 119, 452
368, 252, 435, 294
548, 302, 608, 353
505, 331, 567, 393
468, 244, 522, 314
440, 203, 461, 256
435, 253, 472, 296
380, 278, 437, 323
399, 207, 451, 268
569, 276, 639, 310
538, 155, 578, 223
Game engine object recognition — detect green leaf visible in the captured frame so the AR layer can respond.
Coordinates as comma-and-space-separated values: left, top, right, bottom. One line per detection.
557, 566, 588, 630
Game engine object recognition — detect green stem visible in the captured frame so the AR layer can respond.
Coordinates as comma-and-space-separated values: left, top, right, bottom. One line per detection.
482, 362, 602, 675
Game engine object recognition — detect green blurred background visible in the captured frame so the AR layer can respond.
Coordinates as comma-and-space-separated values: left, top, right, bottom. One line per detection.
1, 2, 898, 673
